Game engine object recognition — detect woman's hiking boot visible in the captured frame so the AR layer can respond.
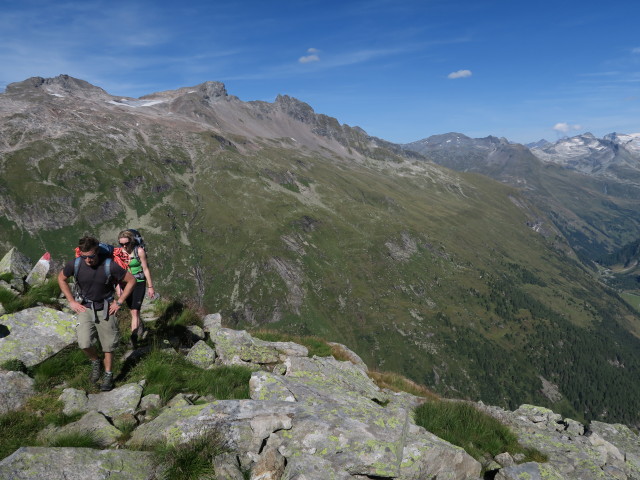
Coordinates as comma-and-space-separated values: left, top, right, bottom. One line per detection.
100, 371, 114, 391
129, 330, 138, 349
90, 359, 102, 383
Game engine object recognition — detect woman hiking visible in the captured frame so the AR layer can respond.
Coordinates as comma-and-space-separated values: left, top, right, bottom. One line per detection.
116, 229, 155, 348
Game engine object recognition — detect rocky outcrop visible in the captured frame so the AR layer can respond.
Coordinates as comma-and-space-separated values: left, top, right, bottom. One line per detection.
0, 307, 76, 367
0, 278, 638, 480
128, 353, 481, 480
477, 403, 640, 479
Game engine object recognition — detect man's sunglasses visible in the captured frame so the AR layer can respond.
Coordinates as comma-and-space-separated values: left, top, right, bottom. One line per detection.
79, 253, 97, 259
119, 242, 130, 247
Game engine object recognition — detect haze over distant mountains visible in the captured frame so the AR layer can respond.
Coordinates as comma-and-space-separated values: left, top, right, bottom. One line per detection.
2, 75, 640, 425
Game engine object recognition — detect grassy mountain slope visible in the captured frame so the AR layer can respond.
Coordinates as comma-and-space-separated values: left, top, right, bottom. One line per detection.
2, 77, 640, 424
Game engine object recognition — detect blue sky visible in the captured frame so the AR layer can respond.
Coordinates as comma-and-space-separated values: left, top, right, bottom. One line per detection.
1, 0, 639, 144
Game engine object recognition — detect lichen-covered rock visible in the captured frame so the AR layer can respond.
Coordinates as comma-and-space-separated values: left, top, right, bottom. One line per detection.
327, 342, 368, 372
495, 461, 565, 480
211, 328, 281, 365
87, 382, 144, 418
37, 411, 122, 447
398, 424, 481, 480
59, 388, 90, 415
186, 324, 205, 341
254, 339, 308, 360
203, 312, 222, 333
251, 445, 286, 480
0, 307, 76, 367
59, 383, 143, 418
0, 370, 35, 414
139, 393, 162, 412
166, 393, 193, 408
214, 453, 245, 480
252, 355, 388, 406
128, 400, 300, 451
185, 339, 216, 368
0, 248, 32, 292
0, 447, 156, 479
281, 454, 354, 480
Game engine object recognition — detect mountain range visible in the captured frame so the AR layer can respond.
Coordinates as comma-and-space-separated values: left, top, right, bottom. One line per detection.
403, 132, 640, 263
1, 75, 640, 425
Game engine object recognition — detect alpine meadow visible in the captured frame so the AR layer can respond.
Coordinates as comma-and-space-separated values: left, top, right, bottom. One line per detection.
2, 75, 640, 426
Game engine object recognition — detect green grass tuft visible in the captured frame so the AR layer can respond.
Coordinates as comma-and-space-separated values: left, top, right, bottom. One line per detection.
0, 359, 28, 373
0, 272, 13, 282
125, 349, 251, 402
44, 431, 102, 449
0, 278, 61, 314
414, 400, 545, 462
153, 431, 226, 480
31, 346, 94, 391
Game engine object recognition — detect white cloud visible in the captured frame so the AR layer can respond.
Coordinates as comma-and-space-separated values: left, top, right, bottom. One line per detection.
299, 48, 320, 64
553, 122, 583, 133
448, 69, 472, 79
633, 47, 640, 54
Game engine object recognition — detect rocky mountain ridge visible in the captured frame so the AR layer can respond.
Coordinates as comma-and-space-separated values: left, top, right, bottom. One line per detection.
402, 131, 640, 262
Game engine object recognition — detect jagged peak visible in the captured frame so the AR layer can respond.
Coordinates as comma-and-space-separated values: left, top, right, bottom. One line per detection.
274, 94, 316, 123
141, 80, 229, 102
4, 75, 109, 99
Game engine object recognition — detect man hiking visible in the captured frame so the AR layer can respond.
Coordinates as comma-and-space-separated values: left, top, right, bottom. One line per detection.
58, 235, 136, 391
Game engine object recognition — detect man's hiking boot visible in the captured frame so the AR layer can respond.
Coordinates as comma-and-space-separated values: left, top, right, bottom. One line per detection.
100, 372, 114, 391
90, 359, 102, 383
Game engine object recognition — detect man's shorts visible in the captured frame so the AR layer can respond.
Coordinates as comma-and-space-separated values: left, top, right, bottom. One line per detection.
77, 306, 120, 352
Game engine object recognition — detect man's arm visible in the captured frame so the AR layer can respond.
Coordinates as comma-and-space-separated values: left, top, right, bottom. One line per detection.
109, 271, 136, 315
57, 270, 86, 313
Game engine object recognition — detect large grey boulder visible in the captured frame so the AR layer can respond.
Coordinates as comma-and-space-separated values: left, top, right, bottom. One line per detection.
250, 355, 387, 406
211, 328, 284, 366
0, 370, 35, 414
0, 248, 32, 292
128, 400, 300, 450
0, 307, 76, 367
0, 447, 156, 479
59, 382, 144, 418
37, 411, 122, 447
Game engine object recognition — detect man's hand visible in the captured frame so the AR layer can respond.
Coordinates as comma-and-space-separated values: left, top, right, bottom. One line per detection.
108, 302, 122, 315
69, 300, 87, 313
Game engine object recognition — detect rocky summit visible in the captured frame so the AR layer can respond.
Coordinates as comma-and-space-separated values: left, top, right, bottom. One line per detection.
1, 260, 640, 480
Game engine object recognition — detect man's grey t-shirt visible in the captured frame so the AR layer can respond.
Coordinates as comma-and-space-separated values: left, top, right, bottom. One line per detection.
63, 257, 126, 302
